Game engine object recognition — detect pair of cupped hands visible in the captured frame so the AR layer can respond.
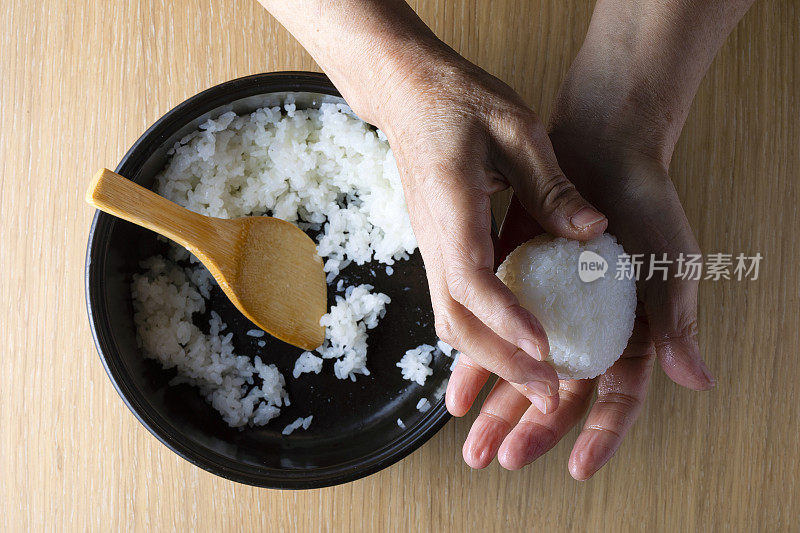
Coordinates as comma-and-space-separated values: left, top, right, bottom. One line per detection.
350, 43, 715, 479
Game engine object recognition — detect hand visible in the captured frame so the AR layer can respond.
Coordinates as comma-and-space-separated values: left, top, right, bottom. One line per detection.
258, 0, 747, 478
255, 2, 606, 406
450, 50, 717, 479
376, 47, 609, 411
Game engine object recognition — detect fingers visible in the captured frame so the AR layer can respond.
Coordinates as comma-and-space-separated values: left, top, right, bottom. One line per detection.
462, 379, 531, 468
415, 205, 559, 393
568, 318, 656, 480
439, 306, 559, 402
446, 350, 559, 418
629, 189, 715, 392
460, 320, 654, 474
646, 275, 714, 390
497, 379, 594, 470
597, 175, 714, 391
444, 264, 549, 363
445, 353, 490, 417
491, 112, 607, 241
427, 184, 551, 363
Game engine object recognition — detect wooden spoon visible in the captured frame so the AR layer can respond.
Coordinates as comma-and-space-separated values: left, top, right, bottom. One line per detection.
86, 168, 326, 350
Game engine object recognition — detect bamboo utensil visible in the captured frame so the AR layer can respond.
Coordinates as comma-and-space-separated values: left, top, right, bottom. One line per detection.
86, 168, 326, 350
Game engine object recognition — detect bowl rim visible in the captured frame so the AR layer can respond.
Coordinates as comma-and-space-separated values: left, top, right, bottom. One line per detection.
85, 71, 452, 489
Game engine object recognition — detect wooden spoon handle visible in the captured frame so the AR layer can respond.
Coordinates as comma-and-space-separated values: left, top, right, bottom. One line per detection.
86, 168, 214, 251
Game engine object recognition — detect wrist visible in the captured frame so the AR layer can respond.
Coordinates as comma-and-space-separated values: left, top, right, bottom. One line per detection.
355, 37, 478, 133
260, 0, 455, 128
549, 0, 751, 165
356, 36, 453, 122
549, 46, 681, 168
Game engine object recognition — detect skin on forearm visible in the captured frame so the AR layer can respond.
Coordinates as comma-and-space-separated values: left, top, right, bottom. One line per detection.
551, 0, 755, 164
257, 0, 449, 126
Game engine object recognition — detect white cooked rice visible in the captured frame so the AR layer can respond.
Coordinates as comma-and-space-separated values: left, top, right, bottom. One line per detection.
282, 415, 313, 435
131, 101, 443, 429
155, 100, 415, 278
317, 284, 390, 380
131, 256, 288, 428
450, 351, 460, 371
397, 344, 436, 386
293, 351, 324, 379
436, 340, 454, 357
433, 379, 448, 400
497, 234, 636, 379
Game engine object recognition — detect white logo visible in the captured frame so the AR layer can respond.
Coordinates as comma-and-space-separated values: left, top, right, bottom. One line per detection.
578, 251, 608, 282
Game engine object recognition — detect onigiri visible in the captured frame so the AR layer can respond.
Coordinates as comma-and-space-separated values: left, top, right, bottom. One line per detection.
496, 234, 636, 380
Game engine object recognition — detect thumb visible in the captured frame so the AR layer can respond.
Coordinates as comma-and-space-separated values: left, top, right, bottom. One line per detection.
633, 178, 714, 390
493, 114, 607, 240
645, 280, 715, 390
646, 271, 715, 391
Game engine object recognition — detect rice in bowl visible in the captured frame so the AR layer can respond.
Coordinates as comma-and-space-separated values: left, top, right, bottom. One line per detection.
132, 100, 451, 428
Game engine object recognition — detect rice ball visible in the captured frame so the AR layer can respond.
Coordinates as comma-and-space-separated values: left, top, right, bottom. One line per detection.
496, 233, 636, 380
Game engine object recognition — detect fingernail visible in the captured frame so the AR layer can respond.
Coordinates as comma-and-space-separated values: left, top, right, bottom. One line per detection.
524, 380, 553, 397
525, 381, 554, 414
518, 339, 543, 361
531, 395, 550, 415
570, 207, 606, 230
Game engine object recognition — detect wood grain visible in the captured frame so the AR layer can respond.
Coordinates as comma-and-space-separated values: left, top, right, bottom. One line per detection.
1, 0, 798, 530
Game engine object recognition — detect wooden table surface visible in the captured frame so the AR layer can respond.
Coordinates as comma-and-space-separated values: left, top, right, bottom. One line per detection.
2, 0, 798, 530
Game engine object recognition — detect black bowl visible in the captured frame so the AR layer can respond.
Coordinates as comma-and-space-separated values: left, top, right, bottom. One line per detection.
85, 72, 452, 489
